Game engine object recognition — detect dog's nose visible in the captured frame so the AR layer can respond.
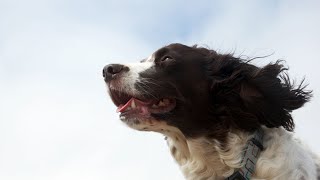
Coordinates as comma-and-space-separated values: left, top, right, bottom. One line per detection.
103, 64, 128, 81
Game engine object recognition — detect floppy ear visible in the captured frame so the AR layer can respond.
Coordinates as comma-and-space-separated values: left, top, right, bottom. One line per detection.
208, 56, 312, 132
241, 61, 312, 131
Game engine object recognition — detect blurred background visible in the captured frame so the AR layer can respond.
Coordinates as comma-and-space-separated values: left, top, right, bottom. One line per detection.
1, 0, 319, 179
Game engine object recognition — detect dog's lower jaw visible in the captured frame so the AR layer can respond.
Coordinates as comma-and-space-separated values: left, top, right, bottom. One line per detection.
165, 127, 319, 180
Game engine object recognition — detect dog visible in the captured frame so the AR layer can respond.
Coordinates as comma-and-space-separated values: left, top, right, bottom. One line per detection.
103, 43, 320, 180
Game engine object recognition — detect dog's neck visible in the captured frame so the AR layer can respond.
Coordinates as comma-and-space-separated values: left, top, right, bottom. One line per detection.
164, 127, 319, 180
164, 129, 253, 180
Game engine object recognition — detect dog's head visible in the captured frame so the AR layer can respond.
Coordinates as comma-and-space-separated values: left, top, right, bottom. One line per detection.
103, 43, 311, 140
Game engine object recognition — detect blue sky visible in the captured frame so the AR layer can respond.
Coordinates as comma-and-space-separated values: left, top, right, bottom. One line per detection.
1, 0, 320, 180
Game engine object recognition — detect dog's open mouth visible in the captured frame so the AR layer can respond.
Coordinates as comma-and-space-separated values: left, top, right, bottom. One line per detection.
109, 90, 176, 116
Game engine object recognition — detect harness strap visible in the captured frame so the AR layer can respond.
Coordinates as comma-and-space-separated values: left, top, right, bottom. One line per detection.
226, 128, 264, 180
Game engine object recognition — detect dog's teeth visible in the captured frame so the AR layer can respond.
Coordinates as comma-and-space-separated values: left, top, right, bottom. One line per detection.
163, 99, 170, 104
158, 101, 166, 107
152, 104, 158, 108
131, 99, 136, 109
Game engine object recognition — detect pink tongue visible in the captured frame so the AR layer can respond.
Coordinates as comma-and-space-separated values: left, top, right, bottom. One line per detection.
116, 98, 133, 113
116, 98, 151, 114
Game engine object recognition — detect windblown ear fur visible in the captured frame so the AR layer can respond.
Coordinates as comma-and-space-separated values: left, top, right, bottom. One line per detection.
207, 54, 312, 132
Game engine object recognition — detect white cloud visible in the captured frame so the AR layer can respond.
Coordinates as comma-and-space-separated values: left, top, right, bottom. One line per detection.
0, 1, 184, 179
1, 0, 319, 180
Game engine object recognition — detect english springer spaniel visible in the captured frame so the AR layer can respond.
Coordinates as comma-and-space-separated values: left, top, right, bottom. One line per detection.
103, 43, 320, 180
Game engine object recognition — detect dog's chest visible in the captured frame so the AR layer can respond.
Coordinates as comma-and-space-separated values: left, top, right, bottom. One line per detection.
165, 136, 239, 180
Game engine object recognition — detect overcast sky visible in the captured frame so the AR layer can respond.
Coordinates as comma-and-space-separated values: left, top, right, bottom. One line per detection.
1, 0, 320, 180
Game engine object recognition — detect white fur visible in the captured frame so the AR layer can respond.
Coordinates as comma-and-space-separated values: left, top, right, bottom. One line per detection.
108, 56, 154, 96
124, 62, 153, 94
165, 126, 319, 180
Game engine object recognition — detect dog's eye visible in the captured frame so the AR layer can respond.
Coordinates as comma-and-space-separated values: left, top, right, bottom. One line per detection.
155, 56, 174, 66
161, 56, 173, 62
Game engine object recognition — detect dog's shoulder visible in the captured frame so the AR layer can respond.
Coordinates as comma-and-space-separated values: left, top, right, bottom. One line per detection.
254, 127, 319, 180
